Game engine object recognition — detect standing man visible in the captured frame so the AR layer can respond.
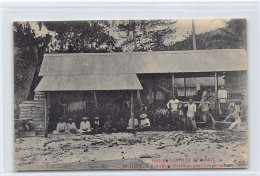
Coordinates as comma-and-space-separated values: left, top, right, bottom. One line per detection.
185, 98, 197, 132
166, 95, 180, 129
218, 85, 228, 115
198, 97, 213, 127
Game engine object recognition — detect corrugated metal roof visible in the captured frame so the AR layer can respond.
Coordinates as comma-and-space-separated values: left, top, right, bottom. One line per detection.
35, 74, 143, 91
39, 49, 247, 76
127, 49, 247, 73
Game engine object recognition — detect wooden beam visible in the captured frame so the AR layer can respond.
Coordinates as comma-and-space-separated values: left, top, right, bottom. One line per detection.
214, 72, 218, 120
44, 92, 48, 138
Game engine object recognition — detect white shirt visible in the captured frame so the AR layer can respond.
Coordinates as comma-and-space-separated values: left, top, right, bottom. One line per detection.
167, 99, 180, 111
140, 118, 150, 127
128, 118, 139, 129
67, 122, 77, 130
218, 89, 227, 99
80, 121, 91, 130
56, 122, 67, 131
187, 103, 197, 117
199, 101, 210, 112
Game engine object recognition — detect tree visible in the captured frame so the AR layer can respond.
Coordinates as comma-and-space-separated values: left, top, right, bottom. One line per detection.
44, 21, 121, 53
168, 19, 247, 51
221, 19, 247, 49
114, 20, 177, 52
14, 22, 52, 108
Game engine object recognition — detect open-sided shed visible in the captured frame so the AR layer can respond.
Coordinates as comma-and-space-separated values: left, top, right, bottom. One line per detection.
28, 49, 247, 135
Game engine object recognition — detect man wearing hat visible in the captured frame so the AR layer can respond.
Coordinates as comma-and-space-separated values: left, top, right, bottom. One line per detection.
93, 116, 102, 134
224, 105, 241, 131
53, 117, 68, 134
67, 118, 78, 134
139, 113, 151, 131
79, 116, 92, 134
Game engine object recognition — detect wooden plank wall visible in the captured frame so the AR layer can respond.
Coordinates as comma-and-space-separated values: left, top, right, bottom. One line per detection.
18, 91, 50, 136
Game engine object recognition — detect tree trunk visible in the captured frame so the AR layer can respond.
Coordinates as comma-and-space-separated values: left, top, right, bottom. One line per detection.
131, 21, 138, 52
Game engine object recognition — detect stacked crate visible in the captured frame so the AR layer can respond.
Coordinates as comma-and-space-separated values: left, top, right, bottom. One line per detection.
18, 91, 49, 136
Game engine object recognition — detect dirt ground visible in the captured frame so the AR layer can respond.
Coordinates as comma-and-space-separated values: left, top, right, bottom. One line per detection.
14, 129, 248, 170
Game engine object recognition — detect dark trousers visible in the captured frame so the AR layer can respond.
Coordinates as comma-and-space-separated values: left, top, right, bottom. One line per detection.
186, 116, 196, 132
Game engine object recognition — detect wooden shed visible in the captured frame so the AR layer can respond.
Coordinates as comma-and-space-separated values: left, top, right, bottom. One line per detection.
18, 49, 247, 136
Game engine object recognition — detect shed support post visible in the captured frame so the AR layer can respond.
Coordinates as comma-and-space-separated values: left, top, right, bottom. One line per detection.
184, 77, 187, 97
214, 72, 218, 120
172, 74, 175, 97
44, 92, 48, 138
153, 75, 156, 112
89, 92, 92, 116
130, 90, 134, 129
137, 90, 142, 106
93, 91, 99, 116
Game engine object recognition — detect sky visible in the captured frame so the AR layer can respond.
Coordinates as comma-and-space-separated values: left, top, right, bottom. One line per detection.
170, 19, 228, 43
28, 19, 229, 51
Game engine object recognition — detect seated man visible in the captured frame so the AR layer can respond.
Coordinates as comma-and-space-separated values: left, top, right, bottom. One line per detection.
139, 113, 151, 131
103, 115, 116, 133
79, 116, 92, 134
116, 117, 127, 132
93, 116, 102, 134
67, 118, 78, 134
224, 106, 241, 131
53, 118, 68, 134
127, 115, 139, 132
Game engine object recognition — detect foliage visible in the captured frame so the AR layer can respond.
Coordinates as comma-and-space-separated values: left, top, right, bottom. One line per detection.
44, 21, 121, 53
169, 19, 247, 50
14, 22, 51, 106
115, 20, 177, 51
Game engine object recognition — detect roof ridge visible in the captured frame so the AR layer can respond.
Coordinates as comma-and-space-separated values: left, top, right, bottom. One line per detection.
44, 49, 246, 57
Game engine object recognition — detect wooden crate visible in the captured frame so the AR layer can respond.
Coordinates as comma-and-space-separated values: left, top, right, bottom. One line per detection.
212, 121, 232, 130
18, 131, 36, 137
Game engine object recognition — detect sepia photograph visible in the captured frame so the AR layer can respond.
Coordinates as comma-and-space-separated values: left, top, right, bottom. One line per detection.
13, 19, 248, 171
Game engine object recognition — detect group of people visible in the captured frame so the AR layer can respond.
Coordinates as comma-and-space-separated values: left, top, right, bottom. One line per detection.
53, 116, 101, 135
53, 85, 241, 135
164, 95, 215, 132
